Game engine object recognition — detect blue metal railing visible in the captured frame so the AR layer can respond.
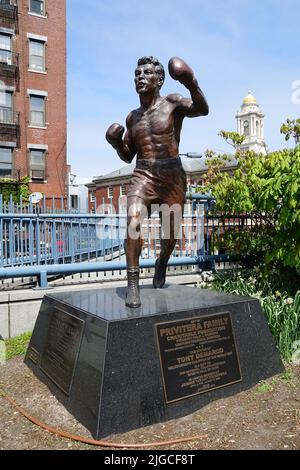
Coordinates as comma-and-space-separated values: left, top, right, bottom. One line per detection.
0, 193, 255, 288
0, 254, 245, 289
0, 212, 126, 267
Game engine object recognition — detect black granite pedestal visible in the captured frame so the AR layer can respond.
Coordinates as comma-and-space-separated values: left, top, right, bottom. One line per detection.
25, 285, 284, 438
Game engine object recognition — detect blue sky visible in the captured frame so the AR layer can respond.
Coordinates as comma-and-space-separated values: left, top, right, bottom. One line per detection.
67, 0, 300, 177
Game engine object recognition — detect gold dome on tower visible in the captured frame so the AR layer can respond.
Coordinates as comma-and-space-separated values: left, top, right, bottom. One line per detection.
243, 91, 257, 105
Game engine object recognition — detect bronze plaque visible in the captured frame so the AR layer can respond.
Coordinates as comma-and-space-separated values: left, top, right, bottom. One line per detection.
156, 312, 242, 403
40, 308, 85, 395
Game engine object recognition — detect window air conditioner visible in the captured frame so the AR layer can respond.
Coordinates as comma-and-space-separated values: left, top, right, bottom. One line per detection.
31, 170, 45, 180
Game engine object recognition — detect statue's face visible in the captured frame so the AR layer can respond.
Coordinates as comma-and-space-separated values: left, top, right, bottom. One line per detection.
134, 63, 161, 95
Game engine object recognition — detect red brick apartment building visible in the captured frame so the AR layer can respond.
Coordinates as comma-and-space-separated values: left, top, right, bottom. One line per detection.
0, 0, 67, 199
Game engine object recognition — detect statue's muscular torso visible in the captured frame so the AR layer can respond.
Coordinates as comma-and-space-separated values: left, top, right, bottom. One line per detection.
127, 95, 184, 161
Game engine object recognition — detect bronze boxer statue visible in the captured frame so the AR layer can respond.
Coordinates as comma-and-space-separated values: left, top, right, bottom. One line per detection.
106, 56, 209, 308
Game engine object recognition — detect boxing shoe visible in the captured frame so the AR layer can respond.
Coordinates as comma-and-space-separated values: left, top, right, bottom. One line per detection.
153, 258, 168, 289
126, 268, 141, 308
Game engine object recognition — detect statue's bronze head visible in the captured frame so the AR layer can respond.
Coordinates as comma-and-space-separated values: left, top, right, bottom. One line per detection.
135, 56, 165, 94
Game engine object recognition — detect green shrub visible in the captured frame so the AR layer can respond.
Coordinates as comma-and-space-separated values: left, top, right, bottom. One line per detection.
202, 125, 300, 278
211, 270, 300, 361
0, 177, 30, 204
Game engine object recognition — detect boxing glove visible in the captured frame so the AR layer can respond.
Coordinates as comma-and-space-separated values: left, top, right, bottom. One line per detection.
106, 123, 125, 147
168, 57, 195, 88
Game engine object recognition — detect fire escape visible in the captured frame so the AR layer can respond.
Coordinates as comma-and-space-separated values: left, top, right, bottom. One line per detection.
0, 0, 18, 29
0, 0, 19, 147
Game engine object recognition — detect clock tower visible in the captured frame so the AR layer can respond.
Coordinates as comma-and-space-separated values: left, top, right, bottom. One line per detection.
236, 92, 267, 155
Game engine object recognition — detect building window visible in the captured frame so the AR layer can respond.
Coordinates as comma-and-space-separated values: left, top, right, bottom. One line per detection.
30, 149, 45, 180
30, 0, 45, 16
0, 90, 13, 124
29, 40, 45, 72
30, 95, 45, 127
256, 120, 260, 137
120, 184, 126, 196
108, 187, 113, 198
0, 146, 13, 177
70, 195, 78, 210
90, 191, 95, 203
0, 33, 12, 65
243, 120, 249, 136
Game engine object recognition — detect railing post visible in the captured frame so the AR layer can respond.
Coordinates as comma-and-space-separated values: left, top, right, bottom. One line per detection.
35, 213, 41, 265
192, 200, 203, 272
206, 200, 216, 272
196, 201, 205, 258
69, 219, 74, 263
38, 269, 48, 289
9, 213, 14, 266
52, 218, 58, 263
0, 194, 3, 267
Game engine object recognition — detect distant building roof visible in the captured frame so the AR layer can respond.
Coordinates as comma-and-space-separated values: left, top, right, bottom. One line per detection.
95, 164, 136, 181
69, 175, 94, 186
87, 155, 238, 188
89, 157, 210, 185
181, 157, 207, 173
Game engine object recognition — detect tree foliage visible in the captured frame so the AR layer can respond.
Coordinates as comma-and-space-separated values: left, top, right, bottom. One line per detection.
201, 126, 300, 273
0, 177, 30, 204
280, 118, 300, 145
218, 130, 246, 147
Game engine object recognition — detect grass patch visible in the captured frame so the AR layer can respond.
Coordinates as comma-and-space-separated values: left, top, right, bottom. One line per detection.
5, 332, 32, 360
281, 368, 296, 388
256, 381, 273, 394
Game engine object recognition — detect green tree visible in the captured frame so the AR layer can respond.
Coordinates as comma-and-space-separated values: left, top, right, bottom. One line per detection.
201, 125, 300, 278
218, 130, 246, 148
280, 118, 300, 146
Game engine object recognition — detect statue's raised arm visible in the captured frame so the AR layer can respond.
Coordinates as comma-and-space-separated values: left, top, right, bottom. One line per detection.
168, 57, 209, 117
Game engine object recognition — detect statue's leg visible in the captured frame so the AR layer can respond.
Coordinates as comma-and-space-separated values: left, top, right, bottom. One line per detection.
153, 201, 184, 289
125, 197, 147, 307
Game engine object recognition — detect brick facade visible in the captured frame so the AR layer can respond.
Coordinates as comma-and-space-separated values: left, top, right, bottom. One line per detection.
0, 0, 67, 199
88, 177, 130, 213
